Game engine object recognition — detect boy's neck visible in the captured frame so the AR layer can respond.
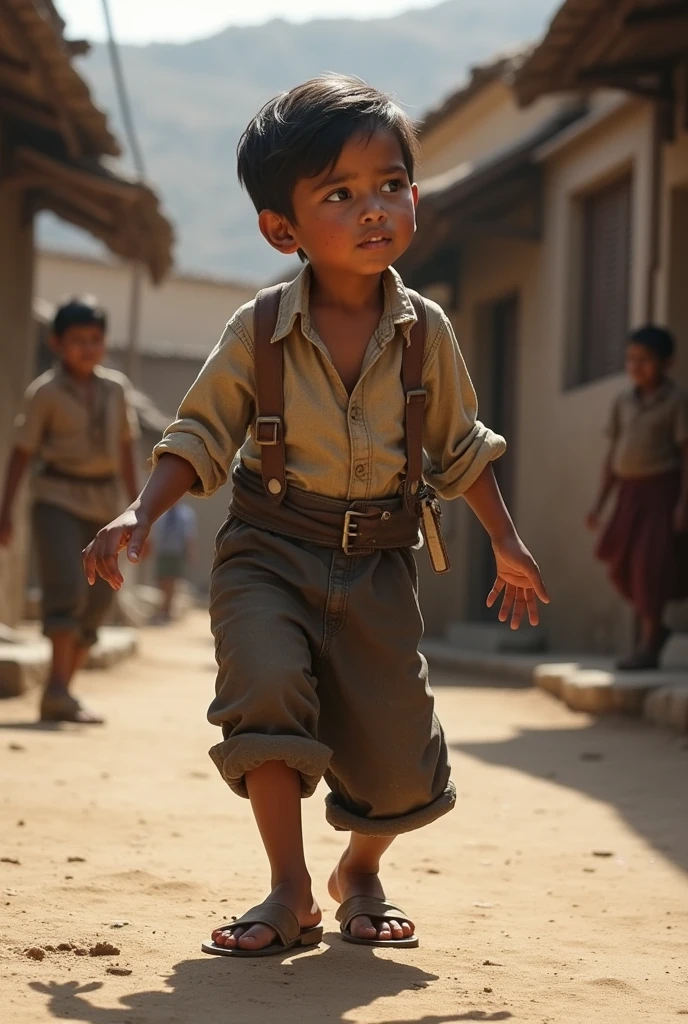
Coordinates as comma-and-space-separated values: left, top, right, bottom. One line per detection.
309, 265, 385, 313
60, 362, 97, 384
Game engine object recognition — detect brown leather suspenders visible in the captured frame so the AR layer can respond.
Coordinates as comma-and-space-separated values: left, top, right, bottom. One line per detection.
252, 283, 428, 513
253, 284, 287, 504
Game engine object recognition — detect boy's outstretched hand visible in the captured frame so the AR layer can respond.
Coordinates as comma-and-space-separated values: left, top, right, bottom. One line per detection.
82, 509, 151, 591
488, 532, 550, 630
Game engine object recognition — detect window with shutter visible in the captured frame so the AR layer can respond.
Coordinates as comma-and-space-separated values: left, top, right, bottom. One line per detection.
578, 175, 632, 385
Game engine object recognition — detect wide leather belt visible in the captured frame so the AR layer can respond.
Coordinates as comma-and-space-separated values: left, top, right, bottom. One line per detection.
230, 463, 421, 555
42, 465, 117, 485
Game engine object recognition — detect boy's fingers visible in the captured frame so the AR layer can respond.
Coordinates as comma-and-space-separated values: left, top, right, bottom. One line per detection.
526, 590, 539, 627
127, 525, 148, 563
510, 589, 526, 630
97, 553, 122, 589
526, 563, 550, 604
498, 583, 515, 622
486, 577, 505, 608
82, 544, 97, 586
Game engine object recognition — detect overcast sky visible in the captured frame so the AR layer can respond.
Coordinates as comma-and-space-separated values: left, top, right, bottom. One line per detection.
57, 0, 445, 44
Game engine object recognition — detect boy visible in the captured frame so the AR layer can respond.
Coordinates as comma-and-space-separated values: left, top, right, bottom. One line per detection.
84, 76, 548, 954
0, 297, 140, 724
152, 501, 197, 622
587, 325, 688, 669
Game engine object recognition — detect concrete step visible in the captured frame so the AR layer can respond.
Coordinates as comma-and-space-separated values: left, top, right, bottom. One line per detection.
423, 638, 688, 733
644, 685, 688, 734
0, 626, 138, 698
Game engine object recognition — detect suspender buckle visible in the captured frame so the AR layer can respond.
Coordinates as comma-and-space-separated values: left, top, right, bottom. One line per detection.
342, 509, 366, 554
406, 388, 427, 404
255, 416, 282, 445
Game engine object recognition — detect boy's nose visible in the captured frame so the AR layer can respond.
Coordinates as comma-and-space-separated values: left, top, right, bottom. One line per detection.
361, 205, 388, 224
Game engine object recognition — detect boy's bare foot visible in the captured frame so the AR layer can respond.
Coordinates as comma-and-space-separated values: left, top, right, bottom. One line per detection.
210, 878, 320, 952
328, 847, 415, 943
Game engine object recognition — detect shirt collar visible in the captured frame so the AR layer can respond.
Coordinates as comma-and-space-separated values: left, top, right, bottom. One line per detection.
270, 264, 418, 345
632, 377, 674, 407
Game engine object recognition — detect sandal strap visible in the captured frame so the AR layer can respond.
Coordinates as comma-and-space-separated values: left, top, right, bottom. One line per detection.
335, 896, 414, 932
217, 901, 300, 946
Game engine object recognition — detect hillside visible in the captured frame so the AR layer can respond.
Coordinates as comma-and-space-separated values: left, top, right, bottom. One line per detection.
44, 0, 556, 281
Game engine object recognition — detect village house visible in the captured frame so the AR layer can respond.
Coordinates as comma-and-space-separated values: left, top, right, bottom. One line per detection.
0, 0, 172, 626
35, 248, 255, 590
402, 0, 688, 654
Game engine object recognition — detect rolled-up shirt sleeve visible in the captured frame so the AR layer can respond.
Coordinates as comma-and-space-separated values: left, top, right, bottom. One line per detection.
152, 315, 255, 497
422, 312, 506, 500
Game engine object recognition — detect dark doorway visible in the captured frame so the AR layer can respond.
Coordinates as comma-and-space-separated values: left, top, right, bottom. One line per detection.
468, 294, 519, 620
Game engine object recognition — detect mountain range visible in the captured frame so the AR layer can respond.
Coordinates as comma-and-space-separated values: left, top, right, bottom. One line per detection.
43, 0, 557, 281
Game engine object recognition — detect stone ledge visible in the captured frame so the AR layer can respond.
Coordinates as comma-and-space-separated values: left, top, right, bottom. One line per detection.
0, 627, 138, 698
423, 638, 688, 732
644, 685, 688, 734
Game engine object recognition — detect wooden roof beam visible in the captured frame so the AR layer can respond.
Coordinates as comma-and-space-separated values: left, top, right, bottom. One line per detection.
553, 0, 640, 92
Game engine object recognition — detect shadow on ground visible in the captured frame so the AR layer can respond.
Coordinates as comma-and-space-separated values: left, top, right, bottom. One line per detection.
453, 715, 688, 875
29, 940, 511, 1023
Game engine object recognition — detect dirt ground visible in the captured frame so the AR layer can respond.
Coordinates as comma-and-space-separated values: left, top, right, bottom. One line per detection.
1, 609, 686, 1024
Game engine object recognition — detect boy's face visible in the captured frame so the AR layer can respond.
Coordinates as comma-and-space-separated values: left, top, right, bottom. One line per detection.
51, 324, 107, 378
262, 129, 418, 276
625, 342, 669, 390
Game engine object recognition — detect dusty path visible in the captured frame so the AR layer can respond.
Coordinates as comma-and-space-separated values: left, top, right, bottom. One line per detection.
1, 610, 686, 1024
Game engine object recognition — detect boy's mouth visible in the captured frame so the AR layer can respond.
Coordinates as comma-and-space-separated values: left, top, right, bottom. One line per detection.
357, 233, 392, 251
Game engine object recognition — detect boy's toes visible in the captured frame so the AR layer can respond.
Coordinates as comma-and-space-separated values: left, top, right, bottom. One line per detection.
400, 920, 414, 938
350, 915, 378, 940
387, 920, 404, 941
236, 924, 276, 950
211, 926, 241, 948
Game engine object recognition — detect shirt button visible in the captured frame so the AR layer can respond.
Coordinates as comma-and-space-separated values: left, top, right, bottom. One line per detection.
355, 463, 366, 478
350, 406, 360, 421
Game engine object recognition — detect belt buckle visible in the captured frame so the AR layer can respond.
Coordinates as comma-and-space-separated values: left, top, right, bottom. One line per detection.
342, 509, 365, 554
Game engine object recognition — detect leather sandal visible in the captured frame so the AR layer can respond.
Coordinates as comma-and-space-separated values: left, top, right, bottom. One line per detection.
201, 901, 323, 958
40, 691, 104, 725
336, 896, 419, 948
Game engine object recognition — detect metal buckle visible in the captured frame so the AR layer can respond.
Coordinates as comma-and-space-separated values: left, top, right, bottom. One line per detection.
342, 509, 365, 554
406, 388, 427, 405
255, 416, 281, 445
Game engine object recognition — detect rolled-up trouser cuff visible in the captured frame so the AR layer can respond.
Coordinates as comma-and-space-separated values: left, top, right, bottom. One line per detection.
208, 733, 333, 798
325, 781, 456, 837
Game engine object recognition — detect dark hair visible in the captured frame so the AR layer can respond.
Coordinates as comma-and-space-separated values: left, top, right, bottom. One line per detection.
237, 74, 419, 223
52, 297, 107, 338
628, 324, 675, 360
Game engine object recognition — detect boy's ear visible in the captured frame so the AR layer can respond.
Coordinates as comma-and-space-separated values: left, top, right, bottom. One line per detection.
258, 210, 300, 256
411, 183, 419, 209
47, 332, 62, 354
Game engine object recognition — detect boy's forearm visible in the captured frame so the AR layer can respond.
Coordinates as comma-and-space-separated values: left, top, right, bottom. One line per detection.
120, 441, 140, 504
130, 453, 198, 525
593, 453, 618, 513
462, 464, 516, 541
0, 447, 31, 519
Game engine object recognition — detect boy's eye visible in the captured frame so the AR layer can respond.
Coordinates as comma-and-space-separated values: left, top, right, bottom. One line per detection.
381, 179, 403, 193
325, 188, 351, 203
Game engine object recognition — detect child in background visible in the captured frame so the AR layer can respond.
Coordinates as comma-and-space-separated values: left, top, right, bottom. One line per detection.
0, 298, 140, 723
84, 76, 548, 955
152, 502, 197, 622
587, 325, 688, 669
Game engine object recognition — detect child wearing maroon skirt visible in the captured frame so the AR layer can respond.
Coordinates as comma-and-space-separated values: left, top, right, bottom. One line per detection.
587, 326, 688, 670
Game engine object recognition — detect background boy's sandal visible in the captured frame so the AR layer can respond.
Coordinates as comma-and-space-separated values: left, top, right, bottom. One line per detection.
335, 897, 419, 948
201, 902, 323, 958
40, 691, 104, 725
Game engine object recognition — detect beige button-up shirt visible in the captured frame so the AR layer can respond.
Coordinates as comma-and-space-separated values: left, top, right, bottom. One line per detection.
153, 266, 506, 502
608, 379, 688, 479
15, 363, 139, 524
